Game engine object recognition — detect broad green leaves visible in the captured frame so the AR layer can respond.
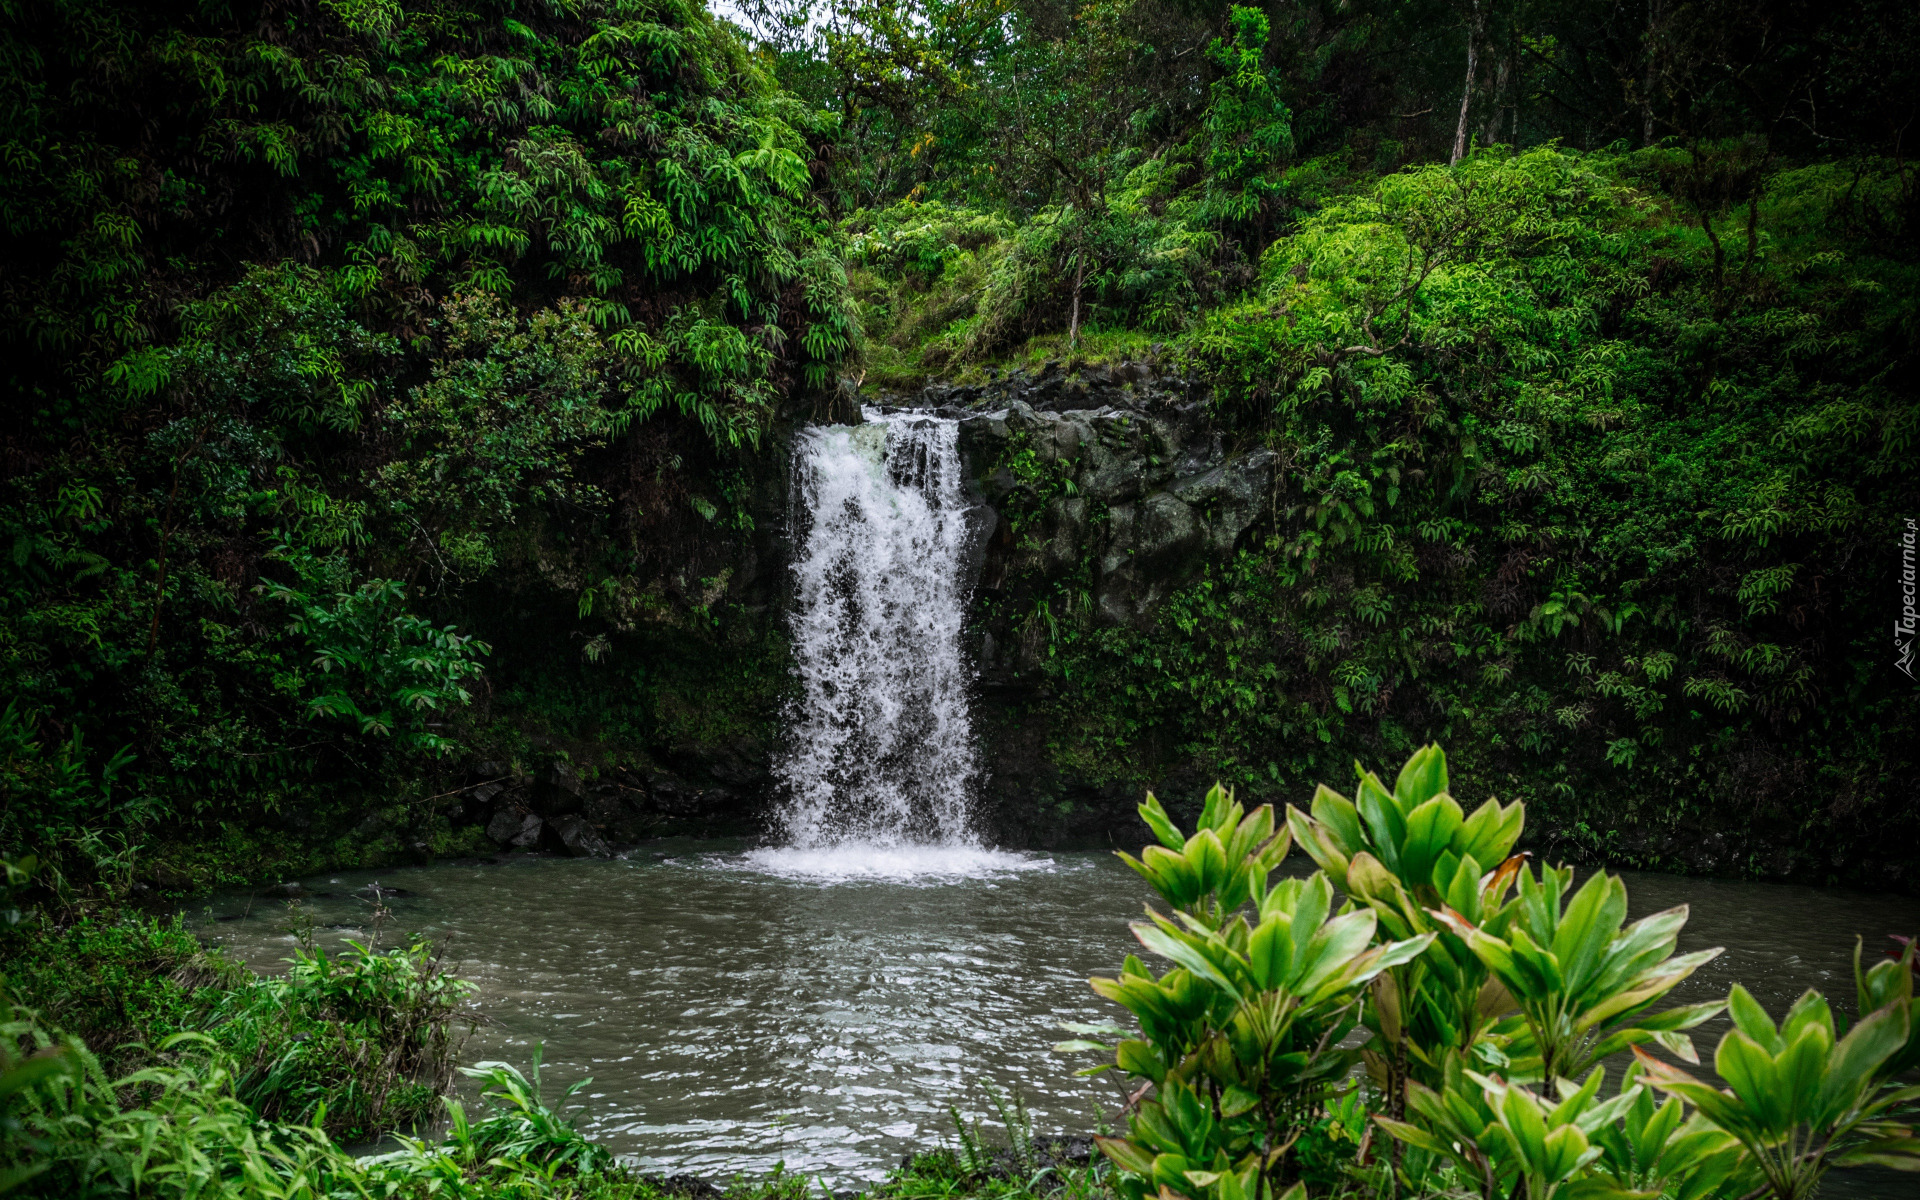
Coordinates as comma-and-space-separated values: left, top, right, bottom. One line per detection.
1289, 744, 1527, 1092
1634, 982, 1920, 1196
1103, 748, 1918, 1200
1433, 864, 1724, 1082
1289, 744, 1525, 901
1084, 780, 1431, 1200
1119, 784, 1291, 926
1382, 1062, 1735, 1200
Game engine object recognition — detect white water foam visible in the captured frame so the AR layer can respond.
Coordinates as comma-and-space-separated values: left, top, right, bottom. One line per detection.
738, 843, 1054, 883
766, 410, 990, 876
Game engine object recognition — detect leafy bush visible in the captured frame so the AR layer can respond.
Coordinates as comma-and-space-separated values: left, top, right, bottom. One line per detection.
201, 936, 477, 1142
262, 559, 491, 755
3, 905, 475, 1144
1069, 783, 1428, 1200
1633, 970, 1919, 1199
450, 1051, 611, 1174
0, 1004, 361, 1200
0, 911, 234, 1075
1078, 745, 1920, 1200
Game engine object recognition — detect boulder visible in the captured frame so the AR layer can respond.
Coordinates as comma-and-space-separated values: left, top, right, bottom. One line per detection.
509, 813, 544, 848
487, 808, 543, 849
539, 761, 586, 814
549, 813, 612, 858
647, 771, 704, 817
1095, 492, 1204, 625
583, 789, 630, 827
1041, 497, 1087, 575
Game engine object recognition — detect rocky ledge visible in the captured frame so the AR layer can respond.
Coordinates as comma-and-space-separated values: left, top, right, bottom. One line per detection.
875, 359, 1273, 630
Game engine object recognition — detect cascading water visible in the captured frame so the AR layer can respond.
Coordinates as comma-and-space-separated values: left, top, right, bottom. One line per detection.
751, 410, 1032, 879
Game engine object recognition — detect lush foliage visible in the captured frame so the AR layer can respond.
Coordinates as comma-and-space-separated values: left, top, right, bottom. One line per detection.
1074, 785, 1429, 1200
0, 0, 856, 889
973, 146, 1917, 881
1066, 745, 1920, 1200
1, 895, 474, 1143
3, 0, 1915, 899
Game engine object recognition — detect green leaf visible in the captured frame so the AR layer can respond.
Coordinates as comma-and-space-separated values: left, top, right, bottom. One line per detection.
1393, 743, 1449, 809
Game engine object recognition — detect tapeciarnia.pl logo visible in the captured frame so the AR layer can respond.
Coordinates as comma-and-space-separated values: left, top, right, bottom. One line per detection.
1900, 517, 1917, 679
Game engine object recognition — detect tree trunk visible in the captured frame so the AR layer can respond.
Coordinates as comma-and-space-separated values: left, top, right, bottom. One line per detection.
1480, 43, 1511, 147
1067, 253, 1086, 351
1451, 0, 1483, 165
1700, 204, 1725, 291
1641, 0, 1665, 145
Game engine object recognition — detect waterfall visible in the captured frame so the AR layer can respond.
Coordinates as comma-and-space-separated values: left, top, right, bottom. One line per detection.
771, 410, 984, 853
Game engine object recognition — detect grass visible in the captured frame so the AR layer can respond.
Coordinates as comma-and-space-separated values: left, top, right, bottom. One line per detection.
1, 904, 476, 1144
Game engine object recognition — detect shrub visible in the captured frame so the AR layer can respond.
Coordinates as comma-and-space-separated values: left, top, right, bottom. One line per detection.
1080, 745, 1920, 1200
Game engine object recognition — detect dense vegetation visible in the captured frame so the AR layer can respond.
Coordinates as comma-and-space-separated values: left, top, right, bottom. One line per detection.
3, 2, 1915, 1193
2, 0, 1915, 893
795, 0, 1919, 882
1, 0, 857, 893
954, 146, 1918, 880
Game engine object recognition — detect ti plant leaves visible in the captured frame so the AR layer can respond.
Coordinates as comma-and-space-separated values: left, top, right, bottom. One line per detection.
1431, 863, 1725, 1083
1086, 783, 1431, 1200
1633, 982, 1920, 1198
1119, 783, 1293, 930
1287, 744, 1529, 1100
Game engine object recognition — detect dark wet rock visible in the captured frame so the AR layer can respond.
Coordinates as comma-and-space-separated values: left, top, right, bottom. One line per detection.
583, 788, 634, 827
470, 781, 505, 808
261, 881, 306, 899
549, 813, 612, 858
486, 806, 527, 846
539, 761, 586, 814
488, 811, 543, 849
940, 366, 1268, 633
357, 884, 417, 898
646, 770, 706, 817
811, 376, 866, 425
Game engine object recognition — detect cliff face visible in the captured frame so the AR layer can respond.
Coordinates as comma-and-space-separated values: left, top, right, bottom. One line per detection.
906, 362, 1281, 846
444, 360, 1914, 893
453, 361, 1246, 855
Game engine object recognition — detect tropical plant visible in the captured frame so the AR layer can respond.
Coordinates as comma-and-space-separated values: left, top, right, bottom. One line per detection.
453, 1049, 612, 1174
261, 561, 490, 754
1855, 937, 1920, 1081
1286, 743, 1527, 1106
0, 1001, 360, 1200
1583, 1062, 1749, 1200
1632, 982, 1920, 1198
203, 936, 477, 1140
1432, 862, 1726, 1082
1071, 784, 1432, 1200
